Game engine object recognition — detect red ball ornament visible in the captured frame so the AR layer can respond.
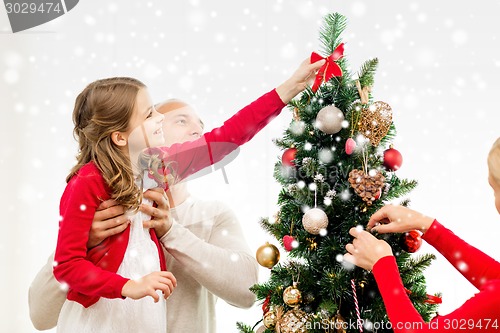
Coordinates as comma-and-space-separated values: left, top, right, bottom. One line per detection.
383, 147, 403, 171
400, 230, 422, 253
262, 293, 271, 314
282, 235, 296, 251
282, 148, 297, 167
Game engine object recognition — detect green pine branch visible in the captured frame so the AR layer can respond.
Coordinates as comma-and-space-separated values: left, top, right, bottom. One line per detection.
357, 58, 379, 89
384, 176, 418, 201
236, 322, 255, 333
319, 13, 348, 55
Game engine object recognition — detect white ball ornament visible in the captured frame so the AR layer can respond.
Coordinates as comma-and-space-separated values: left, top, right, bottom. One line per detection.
302, 207, 329, 235
315, 105, 345, 134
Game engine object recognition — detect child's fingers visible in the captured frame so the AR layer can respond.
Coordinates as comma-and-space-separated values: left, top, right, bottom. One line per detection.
159, 271, 177, 287
158, 277, 175, 296
148, 289, 160, 303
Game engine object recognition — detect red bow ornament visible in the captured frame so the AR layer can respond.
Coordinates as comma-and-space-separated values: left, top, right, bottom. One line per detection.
311, 43, 345, 92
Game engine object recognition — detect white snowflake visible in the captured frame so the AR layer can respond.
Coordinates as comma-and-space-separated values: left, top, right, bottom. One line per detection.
290, 121, 305, 135
340, 190, 351, 201
318, 148, 334, 164
457, 261, 469, 272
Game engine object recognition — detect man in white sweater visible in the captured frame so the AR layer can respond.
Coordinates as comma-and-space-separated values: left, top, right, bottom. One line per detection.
29, 100, 259, 332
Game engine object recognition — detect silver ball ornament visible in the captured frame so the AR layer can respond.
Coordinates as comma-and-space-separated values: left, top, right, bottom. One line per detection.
302, 208, 328, 234
315, 105, 345, 134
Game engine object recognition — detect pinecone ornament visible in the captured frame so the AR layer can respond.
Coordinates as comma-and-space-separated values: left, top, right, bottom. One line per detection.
348, 169, 385, 205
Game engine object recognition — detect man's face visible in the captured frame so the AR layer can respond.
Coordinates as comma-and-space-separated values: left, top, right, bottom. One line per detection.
158, 103, 204, 146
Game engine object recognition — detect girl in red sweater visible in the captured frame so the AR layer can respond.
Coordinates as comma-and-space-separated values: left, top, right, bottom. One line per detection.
53, 59, 325, 332
344, 138, 500, 332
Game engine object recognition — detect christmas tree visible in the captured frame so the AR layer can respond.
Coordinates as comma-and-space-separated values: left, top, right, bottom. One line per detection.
237, 13, 440, 333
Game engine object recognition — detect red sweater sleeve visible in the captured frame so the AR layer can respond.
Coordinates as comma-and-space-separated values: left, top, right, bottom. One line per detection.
372, 220, 500, 333
153, 89, 285, 181
53, 163, 129, 302
422, 220, 500, 288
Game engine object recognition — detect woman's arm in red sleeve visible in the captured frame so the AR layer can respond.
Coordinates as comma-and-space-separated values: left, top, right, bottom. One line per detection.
373, 256, 500, 333
53, 164, 128, 299
423, 220, 500, 289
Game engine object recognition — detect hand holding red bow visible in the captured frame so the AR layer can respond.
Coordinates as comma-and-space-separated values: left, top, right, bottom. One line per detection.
311, 43, 345, 92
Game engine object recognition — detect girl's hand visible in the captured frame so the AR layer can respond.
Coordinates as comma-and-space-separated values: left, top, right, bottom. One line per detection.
367, 205, 435, 235
344, 227, 393, 271
121, 271, 177, 302
276, 57, 326, 104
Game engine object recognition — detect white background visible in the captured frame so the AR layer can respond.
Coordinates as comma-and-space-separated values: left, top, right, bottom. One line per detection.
1, 1, 500, 332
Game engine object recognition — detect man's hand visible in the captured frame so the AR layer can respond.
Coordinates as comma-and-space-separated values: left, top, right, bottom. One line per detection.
141, 188, 172, 238
87, 200, 129, 248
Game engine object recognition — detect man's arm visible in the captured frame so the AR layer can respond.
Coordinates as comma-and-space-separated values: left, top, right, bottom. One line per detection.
160, 201, 258, 308
28, 253, 66, 330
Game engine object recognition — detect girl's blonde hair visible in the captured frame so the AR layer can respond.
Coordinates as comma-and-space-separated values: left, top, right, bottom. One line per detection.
68, 77, 146, 210
488, 137, 500, 185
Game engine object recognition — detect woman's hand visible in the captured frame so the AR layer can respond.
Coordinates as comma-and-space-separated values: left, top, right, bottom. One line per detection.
344, 227, 393, 271
87, 200, 129, 248
141, 188, 172, 238
121, 271, 177, 302
367, 205, 434, 235
276, 57, 326, 104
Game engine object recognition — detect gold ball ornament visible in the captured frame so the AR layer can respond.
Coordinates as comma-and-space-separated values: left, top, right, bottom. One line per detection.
278, 309, 309, 333
263, 310, 278, 329
302, 208, 328, 235
256, 242, 280, 269
315, 105, 345, 135
283, 284, 302, 307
